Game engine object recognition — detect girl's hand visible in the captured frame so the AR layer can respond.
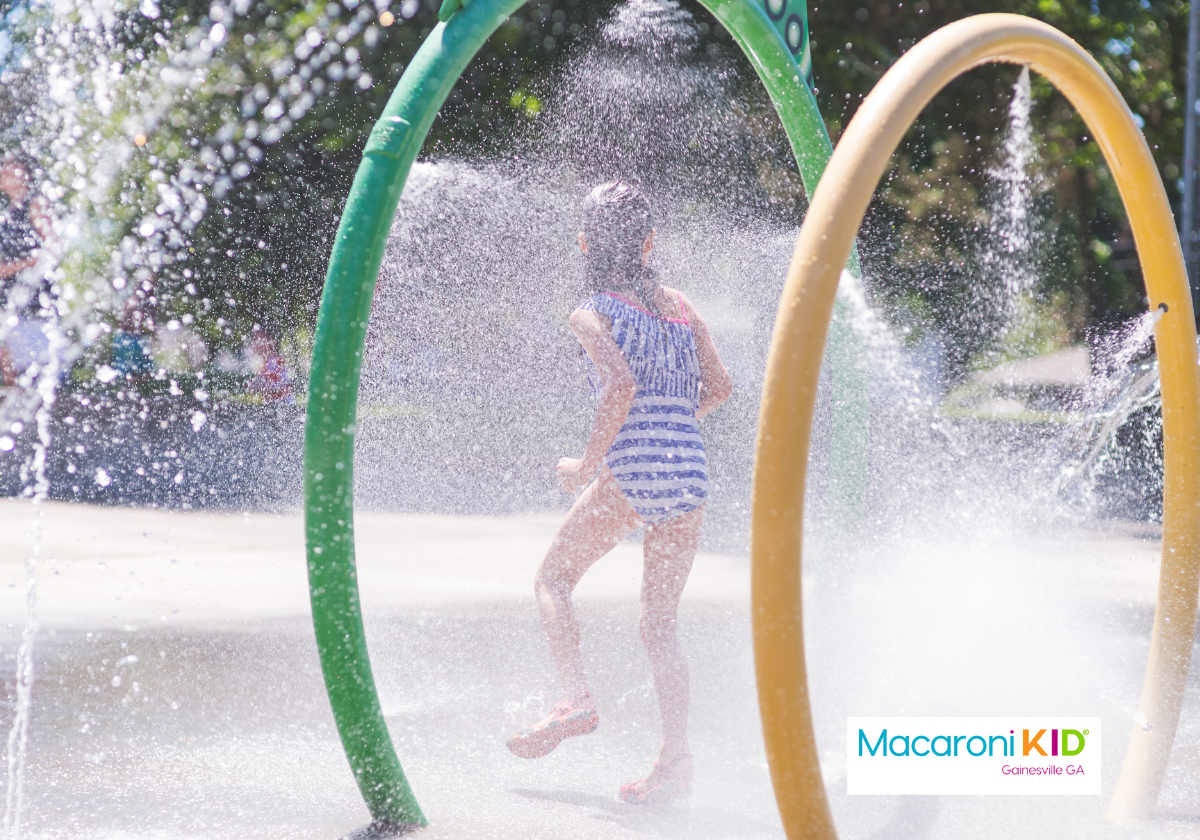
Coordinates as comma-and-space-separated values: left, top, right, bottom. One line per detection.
556, 457, 590, 493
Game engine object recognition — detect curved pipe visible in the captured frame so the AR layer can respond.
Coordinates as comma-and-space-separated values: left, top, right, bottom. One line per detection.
751, 13, 1200, 838
303, 0, 867, 825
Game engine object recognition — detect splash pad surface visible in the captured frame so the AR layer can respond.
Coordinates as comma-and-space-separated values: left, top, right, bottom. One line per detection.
4, 502, 1199, 838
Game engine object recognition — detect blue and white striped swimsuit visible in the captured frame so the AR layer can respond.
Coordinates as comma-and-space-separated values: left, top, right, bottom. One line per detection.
581, 291, 709, 524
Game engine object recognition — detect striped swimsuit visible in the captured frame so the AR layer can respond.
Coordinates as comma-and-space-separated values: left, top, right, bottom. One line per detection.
581, 291, 709, 524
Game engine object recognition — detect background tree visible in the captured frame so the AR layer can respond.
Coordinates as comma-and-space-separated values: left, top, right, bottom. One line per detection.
807, 0, 1188, 375
2, 0, 1191, 384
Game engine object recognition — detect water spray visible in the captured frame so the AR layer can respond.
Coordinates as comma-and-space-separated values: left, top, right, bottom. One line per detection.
753, 14, 1200, 837
304, 0, 869, 829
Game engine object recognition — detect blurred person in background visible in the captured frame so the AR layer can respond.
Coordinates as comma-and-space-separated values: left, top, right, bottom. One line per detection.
246, 329, 294, 405
0, 154, 56, 387
111, 294, 156, 379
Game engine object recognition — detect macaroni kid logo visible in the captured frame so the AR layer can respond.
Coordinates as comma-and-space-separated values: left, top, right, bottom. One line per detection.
846, 717, 1101, 795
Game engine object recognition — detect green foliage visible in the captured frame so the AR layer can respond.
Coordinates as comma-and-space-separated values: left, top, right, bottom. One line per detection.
4, 0, 1193, 384
812, 0, 1190, 357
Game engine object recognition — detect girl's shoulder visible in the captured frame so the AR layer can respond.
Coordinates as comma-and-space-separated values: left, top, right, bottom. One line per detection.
572, 294, 614, 324
657, 285, 696, 324
578, 292, 607, 310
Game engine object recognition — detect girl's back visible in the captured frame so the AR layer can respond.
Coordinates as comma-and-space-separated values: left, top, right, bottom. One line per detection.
580, 288, 707, 524
580, 290, 701, 400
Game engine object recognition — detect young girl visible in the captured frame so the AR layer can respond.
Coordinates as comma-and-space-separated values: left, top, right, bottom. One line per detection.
507, 181, 732, 805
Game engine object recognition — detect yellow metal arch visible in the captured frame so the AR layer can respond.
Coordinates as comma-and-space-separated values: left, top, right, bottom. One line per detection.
751, 14, 1200, 837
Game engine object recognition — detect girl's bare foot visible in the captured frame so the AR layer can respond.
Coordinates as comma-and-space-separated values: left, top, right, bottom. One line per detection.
619, 750, 693, 805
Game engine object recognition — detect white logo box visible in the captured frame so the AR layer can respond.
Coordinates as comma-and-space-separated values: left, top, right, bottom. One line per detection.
847, 717, 1101, 795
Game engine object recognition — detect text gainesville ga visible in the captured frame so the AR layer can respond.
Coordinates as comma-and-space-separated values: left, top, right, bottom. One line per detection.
1002, 764, 1087, 775
857, 727, 1088, 758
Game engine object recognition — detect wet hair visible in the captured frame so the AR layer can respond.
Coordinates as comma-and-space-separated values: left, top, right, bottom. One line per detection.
581, 180, 663, 317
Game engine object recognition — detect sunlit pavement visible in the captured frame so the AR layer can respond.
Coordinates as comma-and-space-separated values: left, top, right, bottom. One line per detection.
1, 501, 1198, 838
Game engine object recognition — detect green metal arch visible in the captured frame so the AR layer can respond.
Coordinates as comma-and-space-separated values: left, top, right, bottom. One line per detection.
303, 0, 866, 826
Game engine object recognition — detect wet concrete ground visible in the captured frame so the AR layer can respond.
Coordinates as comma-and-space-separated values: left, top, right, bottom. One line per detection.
1, 502, 1198, 839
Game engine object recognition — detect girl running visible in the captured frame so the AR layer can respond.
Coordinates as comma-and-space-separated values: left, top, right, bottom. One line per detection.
507, 181, 732, 805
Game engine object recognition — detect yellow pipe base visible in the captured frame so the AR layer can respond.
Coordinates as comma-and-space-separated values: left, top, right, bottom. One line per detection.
751, 14, 1200, 838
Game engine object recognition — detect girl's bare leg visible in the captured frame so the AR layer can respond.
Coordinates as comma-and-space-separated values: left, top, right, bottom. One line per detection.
535, 467, 641, 702
638, 504, 703, 776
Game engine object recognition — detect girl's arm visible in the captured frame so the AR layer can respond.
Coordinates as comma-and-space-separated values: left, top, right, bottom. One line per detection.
677, 290, 733, 418
557, 307, 636, 493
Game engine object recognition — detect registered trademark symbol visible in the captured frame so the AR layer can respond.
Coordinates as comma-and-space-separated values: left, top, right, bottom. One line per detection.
1083, 729, 1089, 735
